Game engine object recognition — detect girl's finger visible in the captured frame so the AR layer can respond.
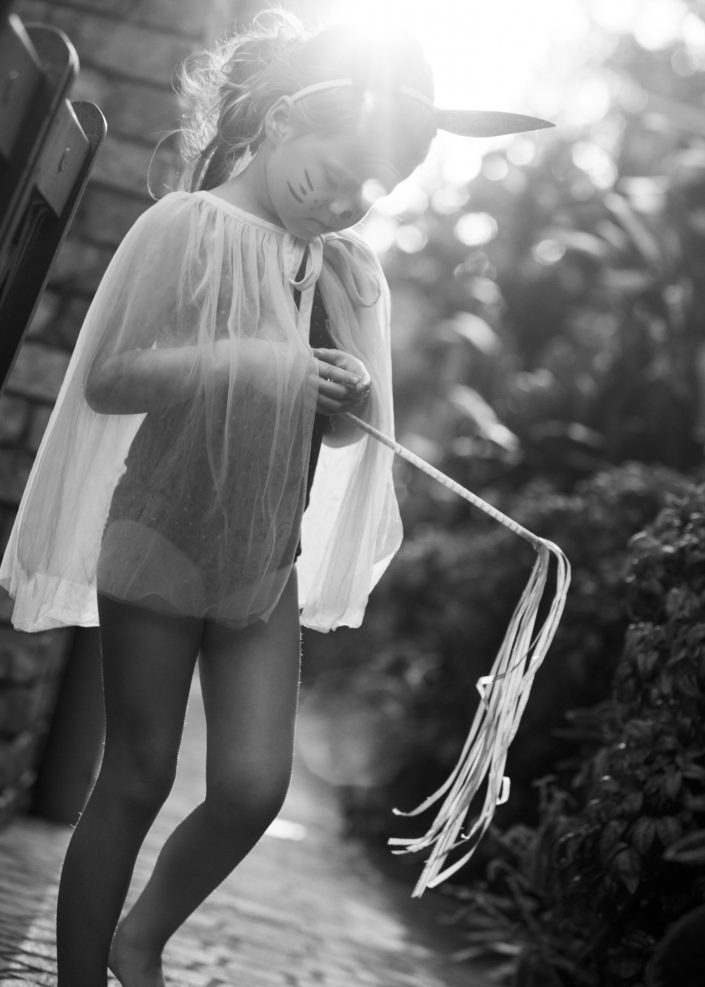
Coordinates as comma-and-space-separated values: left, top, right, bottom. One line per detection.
315, 360, 359, 388
313, 350, 368, 385
316, 378, 368, 414
312, 347, 347, 363
317, 378, 349, 402
313, 347, 366, 374
352, 387, 370, 407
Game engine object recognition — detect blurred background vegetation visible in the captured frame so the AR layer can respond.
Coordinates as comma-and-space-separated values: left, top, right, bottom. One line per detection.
234, 1, 705, 983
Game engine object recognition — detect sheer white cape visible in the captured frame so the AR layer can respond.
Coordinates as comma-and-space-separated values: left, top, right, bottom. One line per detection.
0, 191, 402, 632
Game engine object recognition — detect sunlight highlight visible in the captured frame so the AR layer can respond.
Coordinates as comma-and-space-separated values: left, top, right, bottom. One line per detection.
325, 0, 586, 113
324, 0, 576, 217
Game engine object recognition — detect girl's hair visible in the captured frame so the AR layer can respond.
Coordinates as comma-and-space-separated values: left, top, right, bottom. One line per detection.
176, 7, 436, 191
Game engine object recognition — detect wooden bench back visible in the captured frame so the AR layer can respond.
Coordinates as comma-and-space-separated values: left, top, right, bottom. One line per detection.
0, 12, 106, 388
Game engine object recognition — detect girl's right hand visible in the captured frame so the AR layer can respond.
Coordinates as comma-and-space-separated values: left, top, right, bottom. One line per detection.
313, 348, 371, 415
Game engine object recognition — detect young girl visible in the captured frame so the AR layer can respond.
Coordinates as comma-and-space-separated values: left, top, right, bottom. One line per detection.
0, 10, 549, 986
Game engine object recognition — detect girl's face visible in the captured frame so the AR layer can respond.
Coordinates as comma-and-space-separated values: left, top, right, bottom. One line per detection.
263, 108, 421, 238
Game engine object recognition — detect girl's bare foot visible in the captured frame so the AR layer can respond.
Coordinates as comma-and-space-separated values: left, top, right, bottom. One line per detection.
108, 922, 166, 987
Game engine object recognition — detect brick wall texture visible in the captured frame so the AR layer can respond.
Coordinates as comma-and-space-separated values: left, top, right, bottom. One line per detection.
0, 0, 249, 824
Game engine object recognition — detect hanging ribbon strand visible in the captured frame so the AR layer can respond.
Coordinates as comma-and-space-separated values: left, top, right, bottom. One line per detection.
343, 413, 571, 898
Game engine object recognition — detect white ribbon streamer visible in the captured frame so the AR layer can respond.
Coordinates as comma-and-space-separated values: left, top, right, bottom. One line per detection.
344, 413, 571, 897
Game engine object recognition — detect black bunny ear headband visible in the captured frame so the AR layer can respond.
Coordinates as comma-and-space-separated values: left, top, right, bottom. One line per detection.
290, 78, 554, 137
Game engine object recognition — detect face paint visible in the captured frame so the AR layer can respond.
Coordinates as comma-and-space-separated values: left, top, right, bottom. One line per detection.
287, 181, 305, 205
266, 131, 415, 239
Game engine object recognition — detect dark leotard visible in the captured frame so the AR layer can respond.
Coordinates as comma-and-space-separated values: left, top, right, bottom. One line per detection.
102, 284, 332, 593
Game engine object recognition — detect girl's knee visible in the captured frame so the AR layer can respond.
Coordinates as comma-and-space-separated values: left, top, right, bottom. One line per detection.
101, 741, 179, 817
205, 758, 291, 830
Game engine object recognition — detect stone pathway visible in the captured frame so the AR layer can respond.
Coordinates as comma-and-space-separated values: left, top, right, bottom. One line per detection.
0, 679, 490, 986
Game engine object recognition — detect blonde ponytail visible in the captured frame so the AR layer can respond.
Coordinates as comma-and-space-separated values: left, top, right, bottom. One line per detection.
177, 8, 308, 191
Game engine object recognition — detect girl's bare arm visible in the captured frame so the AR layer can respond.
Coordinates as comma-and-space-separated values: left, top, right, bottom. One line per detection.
85, 343, 206, 413
86, 341, 368, 419
84, 339, 332, 414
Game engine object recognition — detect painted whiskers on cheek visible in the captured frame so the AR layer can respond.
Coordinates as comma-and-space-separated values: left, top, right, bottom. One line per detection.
287, 181, 304, 204
287, 169, 320, 208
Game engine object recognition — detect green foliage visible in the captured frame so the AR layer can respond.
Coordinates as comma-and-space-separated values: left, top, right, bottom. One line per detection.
449, 483, 705, 987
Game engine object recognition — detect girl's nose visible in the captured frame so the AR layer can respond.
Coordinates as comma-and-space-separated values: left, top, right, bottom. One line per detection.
329, 192, 359, 222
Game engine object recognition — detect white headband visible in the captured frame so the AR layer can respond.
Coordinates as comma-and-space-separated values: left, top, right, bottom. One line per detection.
290, 77, 434, 111
289, 78, 554, 138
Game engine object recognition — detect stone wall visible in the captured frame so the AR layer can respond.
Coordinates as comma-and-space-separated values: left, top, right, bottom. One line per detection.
0, 0, 244, 824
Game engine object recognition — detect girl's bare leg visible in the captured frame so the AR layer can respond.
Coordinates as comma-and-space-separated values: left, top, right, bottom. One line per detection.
56, 595, 203, 987
109, 572, 301, 984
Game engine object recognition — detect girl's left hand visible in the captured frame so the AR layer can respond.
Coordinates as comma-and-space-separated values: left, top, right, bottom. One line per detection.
313, 348, 371, 415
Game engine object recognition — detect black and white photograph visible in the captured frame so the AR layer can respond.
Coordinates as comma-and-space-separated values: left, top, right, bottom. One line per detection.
0, 2, 703, 986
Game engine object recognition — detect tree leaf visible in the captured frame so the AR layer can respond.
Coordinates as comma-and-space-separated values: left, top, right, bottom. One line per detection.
663, 829, 705, 865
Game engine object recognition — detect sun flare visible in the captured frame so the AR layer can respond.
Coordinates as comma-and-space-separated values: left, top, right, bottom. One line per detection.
324, 0, 586, 114
321, 0, 586, 213
318, 0, 692, 228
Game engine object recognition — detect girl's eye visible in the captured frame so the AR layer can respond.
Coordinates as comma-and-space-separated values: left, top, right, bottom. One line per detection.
324, 171, 344, 190
323, 164, 356, 189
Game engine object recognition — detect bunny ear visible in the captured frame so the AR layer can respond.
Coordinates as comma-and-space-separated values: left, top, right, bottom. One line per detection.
289, 81, 555, 138
434, 108, 555, 137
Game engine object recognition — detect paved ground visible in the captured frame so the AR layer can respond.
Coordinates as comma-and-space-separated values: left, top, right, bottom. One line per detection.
0, 678, 491, 987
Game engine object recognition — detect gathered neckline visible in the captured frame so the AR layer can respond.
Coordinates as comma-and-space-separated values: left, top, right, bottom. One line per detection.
192, 190, 292, 236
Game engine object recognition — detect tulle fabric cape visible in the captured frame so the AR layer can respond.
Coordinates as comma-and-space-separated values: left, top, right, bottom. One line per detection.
0, 191, 401, 632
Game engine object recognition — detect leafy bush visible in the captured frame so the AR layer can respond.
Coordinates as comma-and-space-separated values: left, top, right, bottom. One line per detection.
300, 463, 691, 862
449, 482, 705, 986
378, 18, 705, 512
383, 129, 705, 510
